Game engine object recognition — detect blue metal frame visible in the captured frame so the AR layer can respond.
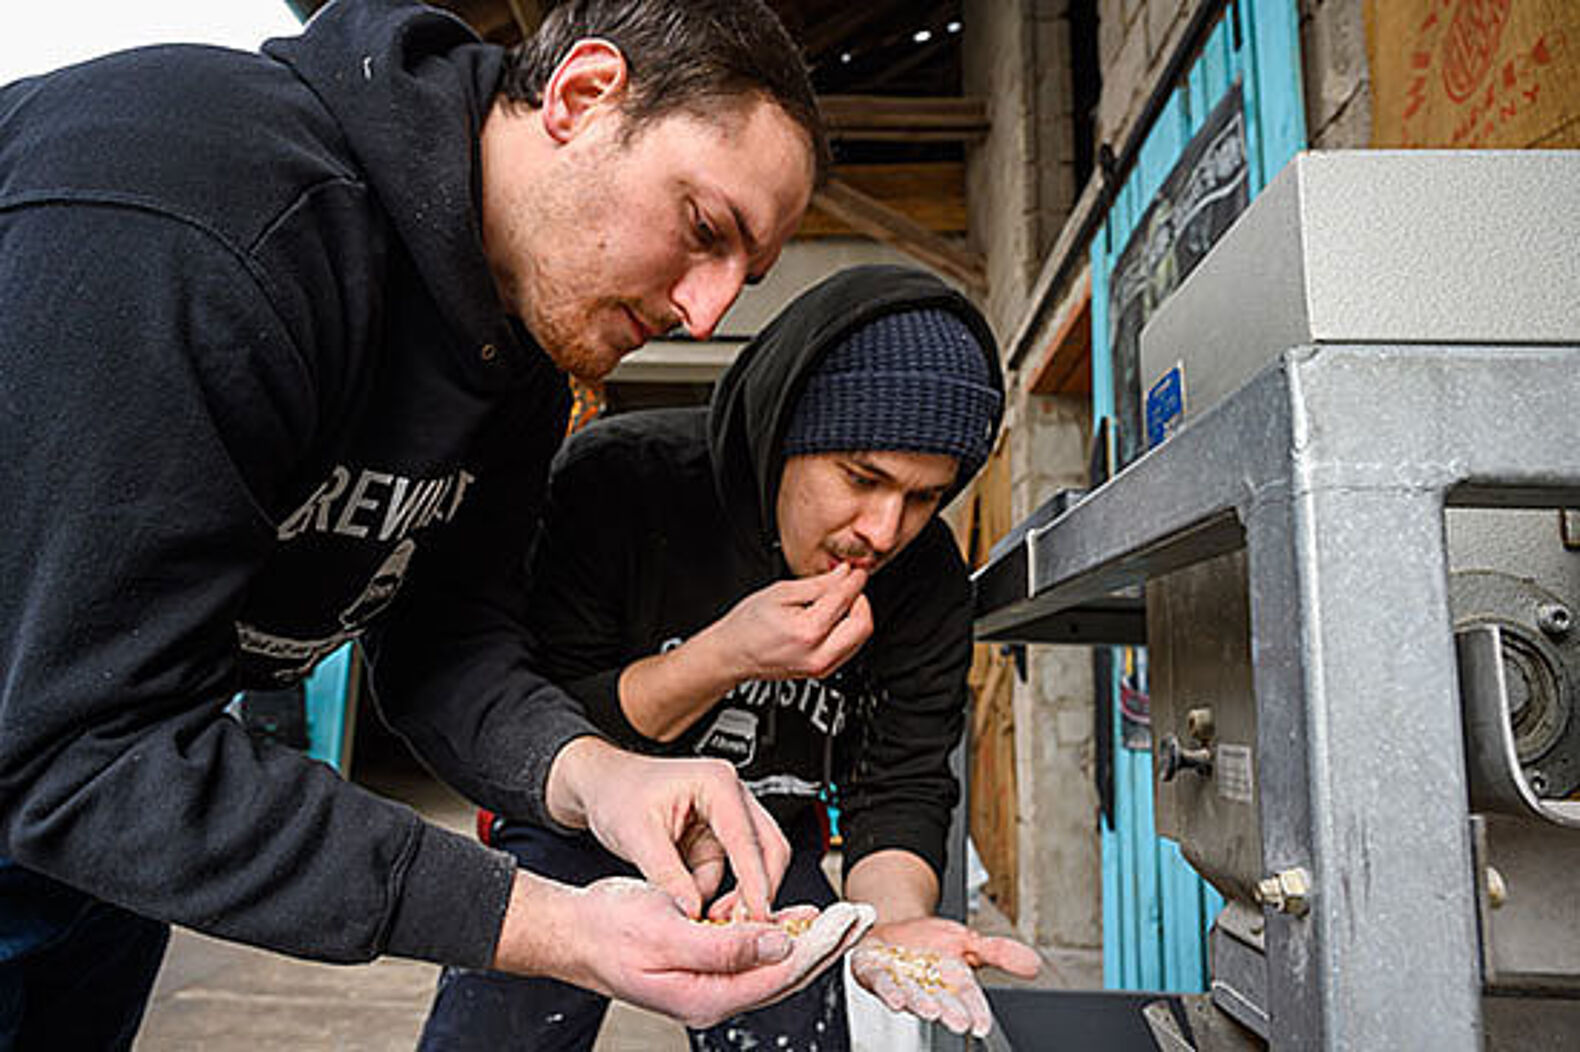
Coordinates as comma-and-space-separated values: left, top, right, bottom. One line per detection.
303, 643, 356, 772
1089, 0, 1305, 992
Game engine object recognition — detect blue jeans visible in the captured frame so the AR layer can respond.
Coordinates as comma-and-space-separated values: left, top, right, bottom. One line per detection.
0, 859, 170, 1051
419, 810, 849, 1052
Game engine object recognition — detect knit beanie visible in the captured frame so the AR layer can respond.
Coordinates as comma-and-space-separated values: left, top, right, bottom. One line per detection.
782, 308, 1001, 481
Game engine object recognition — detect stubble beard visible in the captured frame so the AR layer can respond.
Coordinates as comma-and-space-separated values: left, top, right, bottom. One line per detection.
519, 268, 626, 383
510, 146, 630, 383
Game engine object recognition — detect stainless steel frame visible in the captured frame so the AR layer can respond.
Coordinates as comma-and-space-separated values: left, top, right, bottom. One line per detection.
976, 342, 1580, 1048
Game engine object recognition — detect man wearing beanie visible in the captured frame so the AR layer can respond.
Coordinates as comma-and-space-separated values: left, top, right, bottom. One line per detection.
419, 265, 1040, 1050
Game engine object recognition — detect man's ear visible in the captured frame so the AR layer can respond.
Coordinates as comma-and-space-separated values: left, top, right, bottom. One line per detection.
540, 38, 628, 144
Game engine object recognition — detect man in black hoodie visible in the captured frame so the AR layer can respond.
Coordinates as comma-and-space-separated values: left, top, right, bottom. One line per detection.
0, 0, 861, 1046
421, 267, 1042, 1050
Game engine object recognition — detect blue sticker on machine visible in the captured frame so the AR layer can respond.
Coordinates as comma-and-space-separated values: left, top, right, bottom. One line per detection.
1145, 365, 1186, 449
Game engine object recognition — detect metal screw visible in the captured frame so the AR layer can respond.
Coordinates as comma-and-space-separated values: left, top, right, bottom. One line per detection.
1485, 866, 1508, 909
1528, 769, 1550, 796
1255, 868, 1312, 917
1537, 603, 1572, 638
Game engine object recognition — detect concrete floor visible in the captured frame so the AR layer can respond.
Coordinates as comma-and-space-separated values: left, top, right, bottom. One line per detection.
133, 740, 1097, 1050
135, 752, 687, 1051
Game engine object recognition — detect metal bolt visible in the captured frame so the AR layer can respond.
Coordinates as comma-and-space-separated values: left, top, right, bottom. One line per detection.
1186, 707, 1216, 743
1537, 603, 1572, 638
1528, 769, 1550, 796
1255, 867, 1312, 917
1485, 866, 1508, 910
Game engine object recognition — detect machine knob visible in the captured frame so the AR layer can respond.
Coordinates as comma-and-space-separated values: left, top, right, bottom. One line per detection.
1158, 734, 1214, 782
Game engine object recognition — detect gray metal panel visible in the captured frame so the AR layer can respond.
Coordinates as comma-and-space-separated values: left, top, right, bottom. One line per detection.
1473, 814, 1580, 991
1147, 553, 1262, 902
1140, 151, 1580, 428
1000, 344, 1580, 1049
979, 988, 1172, 1050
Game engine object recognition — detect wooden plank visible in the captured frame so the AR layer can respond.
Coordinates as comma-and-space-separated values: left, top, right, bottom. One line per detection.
797, 163, 966, 238
961, 438, 1018, 920
1027, 267, 1093, 397
818, 94, 989, 142
809, 178, 985, 294
968, 649, 1018, 921
1367, 0, 1580, 148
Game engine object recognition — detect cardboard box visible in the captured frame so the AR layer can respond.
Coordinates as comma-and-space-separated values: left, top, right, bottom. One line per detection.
1368, 0, 1580, 147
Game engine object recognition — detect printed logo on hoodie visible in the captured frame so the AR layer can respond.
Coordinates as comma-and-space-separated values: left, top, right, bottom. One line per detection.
235, 463, 476, 683
659, 636, 856, 801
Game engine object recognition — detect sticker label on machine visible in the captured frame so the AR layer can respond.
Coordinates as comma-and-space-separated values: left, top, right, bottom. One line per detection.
1216, 743, 1254, 804
1145, 363, 1186, 449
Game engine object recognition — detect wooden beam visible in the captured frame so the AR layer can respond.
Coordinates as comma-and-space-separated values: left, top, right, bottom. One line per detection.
797, 162, 965, 237
811, 178, 985, 295
1026, 267, 1092, 396
818, 95, 988, 143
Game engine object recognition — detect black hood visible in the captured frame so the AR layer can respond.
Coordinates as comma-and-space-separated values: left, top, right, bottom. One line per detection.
707, 264, 1004, 561
264, 0, 535, 385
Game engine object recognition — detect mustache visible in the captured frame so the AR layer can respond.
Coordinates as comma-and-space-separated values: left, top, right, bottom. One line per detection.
827, 541, 878, 564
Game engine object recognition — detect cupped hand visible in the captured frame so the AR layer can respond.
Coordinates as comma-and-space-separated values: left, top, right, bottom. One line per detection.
543, 881, 874, 1029
848, 915, 1041, 1037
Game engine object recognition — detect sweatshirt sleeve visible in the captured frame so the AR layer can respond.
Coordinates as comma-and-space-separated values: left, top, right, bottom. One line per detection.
837, 524, 973, 882
511, 431, 676, 757
0, 203, 514, 968
357, 388, 610, 829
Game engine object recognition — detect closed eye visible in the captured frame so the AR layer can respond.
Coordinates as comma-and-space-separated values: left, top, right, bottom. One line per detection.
690, 203, 718, 249
842, 466, 879, 490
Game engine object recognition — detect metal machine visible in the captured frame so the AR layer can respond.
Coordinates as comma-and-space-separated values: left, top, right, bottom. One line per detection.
974, 151, 1580, 1049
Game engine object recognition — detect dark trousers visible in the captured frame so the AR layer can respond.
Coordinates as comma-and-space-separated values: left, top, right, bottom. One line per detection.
419, 810, 850, 1052
0, 860, 170, 1051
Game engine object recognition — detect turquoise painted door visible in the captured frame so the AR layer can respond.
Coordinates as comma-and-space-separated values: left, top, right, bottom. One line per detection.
1088, 0, 1306, 992
303, 642, 357, 772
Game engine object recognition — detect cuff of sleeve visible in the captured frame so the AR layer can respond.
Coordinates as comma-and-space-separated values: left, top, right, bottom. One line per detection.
839, 814, 950, 886
569, 668, 663, 751
383, 822, 518, 969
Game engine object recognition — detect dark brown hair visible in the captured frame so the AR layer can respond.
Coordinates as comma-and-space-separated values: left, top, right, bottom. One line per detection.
499, 0, 830, 185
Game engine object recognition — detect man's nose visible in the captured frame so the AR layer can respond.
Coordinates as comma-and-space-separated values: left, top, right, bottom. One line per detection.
854, 495, 905, 555
672, 258, 747, 341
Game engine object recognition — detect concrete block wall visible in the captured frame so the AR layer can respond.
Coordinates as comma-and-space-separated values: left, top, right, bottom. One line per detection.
965, 0, 1040, 332
1032, 1, 1081, 263
964, 0, 1101, 960
1097, 1, 1374, 150
1010, 393, 1099, 949
1299, 0, 1371, 147
1096, 0, 1204, 146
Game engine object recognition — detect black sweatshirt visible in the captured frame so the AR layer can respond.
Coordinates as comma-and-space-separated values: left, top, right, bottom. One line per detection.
522, 266, 1005, 880
0, 0, 598, 968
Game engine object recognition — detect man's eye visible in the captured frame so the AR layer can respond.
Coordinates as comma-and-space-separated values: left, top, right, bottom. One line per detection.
691, 207, 717, 247
844, 469, 877, 489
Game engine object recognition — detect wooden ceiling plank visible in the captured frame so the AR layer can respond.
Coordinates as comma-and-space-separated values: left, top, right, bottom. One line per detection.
818, 95, 988, 141
811, 178, 985, 295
